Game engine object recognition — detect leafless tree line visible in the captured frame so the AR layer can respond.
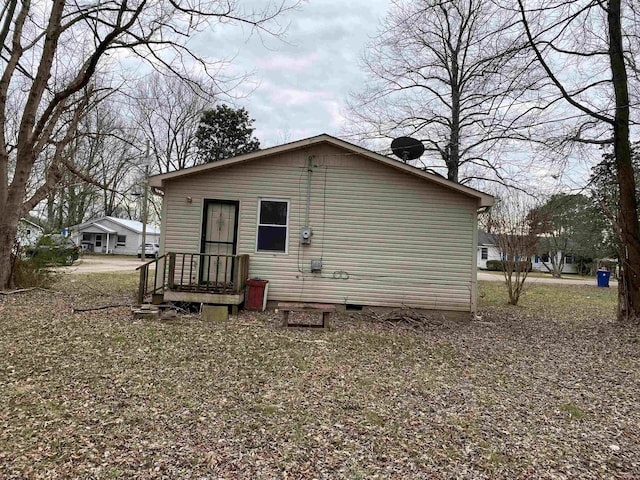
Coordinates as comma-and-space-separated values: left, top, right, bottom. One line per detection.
0, 0, 298, 289
349, 0, 640, 321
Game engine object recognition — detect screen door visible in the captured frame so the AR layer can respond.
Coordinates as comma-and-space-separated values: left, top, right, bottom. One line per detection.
200, 200, 239, 286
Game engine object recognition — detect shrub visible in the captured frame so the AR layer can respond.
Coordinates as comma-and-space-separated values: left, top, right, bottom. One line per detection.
486, 260, 503, 271
25, 234, 80, 267
485, 259, 532, 272
13, 255, 61, 288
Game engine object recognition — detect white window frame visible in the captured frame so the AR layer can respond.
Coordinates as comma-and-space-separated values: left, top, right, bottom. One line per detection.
95, 234, 102, 247
256, 198, 290, 254
116, 235, 126, 247
481, 247, 488, 260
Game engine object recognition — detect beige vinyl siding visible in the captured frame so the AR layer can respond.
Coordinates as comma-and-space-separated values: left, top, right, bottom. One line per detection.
162, 144, 478, 311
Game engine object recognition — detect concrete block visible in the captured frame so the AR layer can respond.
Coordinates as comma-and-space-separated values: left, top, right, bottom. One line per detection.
132, 309, 160, 320
202, 305, 228, 322
151, 294, 165, 305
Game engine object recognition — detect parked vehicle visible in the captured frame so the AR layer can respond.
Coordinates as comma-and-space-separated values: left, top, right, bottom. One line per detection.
25, 234, 81, 266
137, 243, 160, 258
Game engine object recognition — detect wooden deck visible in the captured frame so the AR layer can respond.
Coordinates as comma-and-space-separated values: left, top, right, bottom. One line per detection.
137, 253, 249, 311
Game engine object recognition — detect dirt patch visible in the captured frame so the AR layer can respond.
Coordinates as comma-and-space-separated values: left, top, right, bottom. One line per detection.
57, 255, 151, 274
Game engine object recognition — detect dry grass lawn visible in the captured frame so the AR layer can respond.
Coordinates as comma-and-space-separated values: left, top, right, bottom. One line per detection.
1, 273, 639, 479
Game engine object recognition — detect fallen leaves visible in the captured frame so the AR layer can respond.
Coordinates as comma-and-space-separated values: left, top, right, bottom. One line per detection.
0, 275, 639, 478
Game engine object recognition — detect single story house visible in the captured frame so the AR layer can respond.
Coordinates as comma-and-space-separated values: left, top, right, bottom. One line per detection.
477, 230, 500, 269
69, 216, 160, 255
16, 218, 44, 247
476, 229, 578, 274
532, 252, 578, 274
147, 134, 493, 312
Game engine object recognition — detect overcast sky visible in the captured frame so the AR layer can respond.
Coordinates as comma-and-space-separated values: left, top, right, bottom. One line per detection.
192, 0, 391, 148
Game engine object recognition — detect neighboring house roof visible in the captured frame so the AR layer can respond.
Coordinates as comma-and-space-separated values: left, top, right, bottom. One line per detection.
20, 218, 44, 230
105, 217, 161, 235
149, 134, 494, 208
478, 230, 497, 246
71, 216, 160, 235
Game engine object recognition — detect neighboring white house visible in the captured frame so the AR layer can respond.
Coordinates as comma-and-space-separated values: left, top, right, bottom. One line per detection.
69, 217, 160, 255
476, 230, 501, 270
476, 229, 578, 274
149, 134, 494, 312
531, 252, 578, 274
16, 218, 44, 247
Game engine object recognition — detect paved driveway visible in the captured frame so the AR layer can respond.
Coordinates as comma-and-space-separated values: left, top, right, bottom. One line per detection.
58, 255, 152, 274
478, 271, 617, 287
60, 256, 616, 287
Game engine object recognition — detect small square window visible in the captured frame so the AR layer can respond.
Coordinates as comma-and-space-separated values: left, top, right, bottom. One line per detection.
565, 255, 574, 264
116, 235, 126, 247
257, 199, 289, 253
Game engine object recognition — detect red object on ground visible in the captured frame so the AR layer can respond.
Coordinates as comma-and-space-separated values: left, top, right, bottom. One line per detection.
246, 279, 269, 310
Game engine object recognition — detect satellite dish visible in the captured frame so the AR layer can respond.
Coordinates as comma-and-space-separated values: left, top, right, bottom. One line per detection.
391, 136, 425, 163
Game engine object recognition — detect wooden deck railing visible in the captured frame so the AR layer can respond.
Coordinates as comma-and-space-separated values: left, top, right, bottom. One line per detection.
136, 252, 250, 304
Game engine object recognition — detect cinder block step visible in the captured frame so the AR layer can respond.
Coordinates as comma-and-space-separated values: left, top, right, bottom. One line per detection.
131, 304, 178, 320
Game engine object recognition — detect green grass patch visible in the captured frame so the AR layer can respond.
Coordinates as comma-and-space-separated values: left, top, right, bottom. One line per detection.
560, 403, 586, 420
478, 281, 617, 321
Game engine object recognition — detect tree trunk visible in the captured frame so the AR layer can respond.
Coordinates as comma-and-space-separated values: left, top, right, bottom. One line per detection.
448, 64, 461, 184
608, 0, 640, 322
0, 212, 20, 290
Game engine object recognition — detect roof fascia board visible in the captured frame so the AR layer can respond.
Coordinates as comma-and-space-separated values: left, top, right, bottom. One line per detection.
20, 218, 44, 229
149, 134, 494, 207
78, 222, 117, 234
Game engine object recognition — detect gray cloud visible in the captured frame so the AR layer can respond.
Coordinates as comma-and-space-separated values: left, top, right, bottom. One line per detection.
190, 0, 390, 147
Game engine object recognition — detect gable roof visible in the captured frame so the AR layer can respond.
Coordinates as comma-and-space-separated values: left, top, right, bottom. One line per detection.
106, 217, 160, 235
478, 229, 497, 246
149, 134, 494, 208
19, 218, 44, 230
71, 216, 160, 235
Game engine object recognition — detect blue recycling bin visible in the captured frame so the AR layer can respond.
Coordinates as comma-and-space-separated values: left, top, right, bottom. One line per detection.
597, 270, 611, 288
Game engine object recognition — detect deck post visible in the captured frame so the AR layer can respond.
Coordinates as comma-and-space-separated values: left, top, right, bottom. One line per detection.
233, 254, 249, 293
167, 253, 176, 289
137, 264, 147, 305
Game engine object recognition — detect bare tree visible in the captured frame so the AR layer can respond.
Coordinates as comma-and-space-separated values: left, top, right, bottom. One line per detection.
515, 0, 640, 322
0, 0, 297, 289
41, 102, 142, 229
347, 0, 540, 187
134, 72, 211, 174
89, 103, 142, 218
487, 195, 543, 306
